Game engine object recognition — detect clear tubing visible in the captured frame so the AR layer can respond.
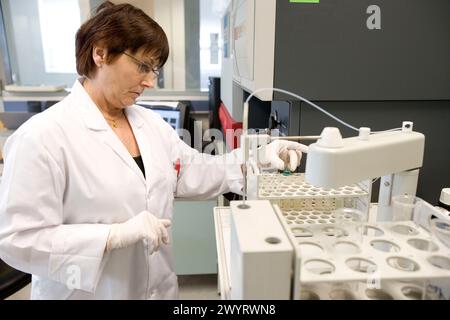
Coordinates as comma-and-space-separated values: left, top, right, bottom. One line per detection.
244, 88, 403, 134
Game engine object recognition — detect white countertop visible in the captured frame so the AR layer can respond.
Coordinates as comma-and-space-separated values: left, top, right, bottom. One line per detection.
1, 89, 208, 102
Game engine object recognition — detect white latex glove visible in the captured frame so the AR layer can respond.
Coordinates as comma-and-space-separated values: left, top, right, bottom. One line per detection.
106, 211, 172, 253
259, 140, 308, 171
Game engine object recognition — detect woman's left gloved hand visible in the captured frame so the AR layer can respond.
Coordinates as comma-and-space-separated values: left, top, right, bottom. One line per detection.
258, 140, 309, 172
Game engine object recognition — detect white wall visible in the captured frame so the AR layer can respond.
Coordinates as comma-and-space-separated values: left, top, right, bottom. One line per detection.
109, 0, 186, 90
111, 0, 154, 17
171, 0, 186, 90
199, 0, 228, 90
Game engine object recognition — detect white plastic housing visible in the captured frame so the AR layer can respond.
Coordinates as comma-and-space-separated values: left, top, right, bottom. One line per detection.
305, 129, 425, 188
230, 200, 293, 299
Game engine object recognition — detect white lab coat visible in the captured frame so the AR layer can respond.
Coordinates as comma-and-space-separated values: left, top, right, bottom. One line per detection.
0, 79, 243, 299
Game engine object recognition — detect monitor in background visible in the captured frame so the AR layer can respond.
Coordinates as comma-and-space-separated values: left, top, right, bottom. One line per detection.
136, 101, 188, 131
153, 109, 180, 130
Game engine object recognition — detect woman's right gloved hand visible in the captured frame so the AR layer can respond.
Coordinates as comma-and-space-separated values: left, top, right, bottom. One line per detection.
106, 211, 172, 253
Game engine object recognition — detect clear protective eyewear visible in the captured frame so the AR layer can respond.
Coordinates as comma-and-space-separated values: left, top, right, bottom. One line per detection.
123, 52, 160, 78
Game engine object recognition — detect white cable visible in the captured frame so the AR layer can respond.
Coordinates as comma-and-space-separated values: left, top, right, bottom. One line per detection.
244, 88, 359, 132
372, 127, 402, 134
244, 88, 403, 134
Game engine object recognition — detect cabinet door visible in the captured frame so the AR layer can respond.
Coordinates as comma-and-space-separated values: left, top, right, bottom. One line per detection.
172, 199, 218, 275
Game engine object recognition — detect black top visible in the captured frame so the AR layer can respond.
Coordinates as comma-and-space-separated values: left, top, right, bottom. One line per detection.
133, 155, 146, 178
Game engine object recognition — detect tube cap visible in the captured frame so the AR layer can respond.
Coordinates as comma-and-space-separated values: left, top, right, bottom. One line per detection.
440, 188, 450, 206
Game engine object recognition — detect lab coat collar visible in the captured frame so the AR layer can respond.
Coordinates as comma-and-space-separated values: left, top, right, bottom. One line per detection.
71, 79, 147, 185
72, 78, 145, 131
72, 79, 109, 131
125, 106, 145, 129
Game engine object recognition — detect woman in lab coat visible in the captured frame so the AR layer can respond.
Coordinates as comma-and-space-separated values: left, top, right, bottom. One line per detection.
0, 2, 304, 300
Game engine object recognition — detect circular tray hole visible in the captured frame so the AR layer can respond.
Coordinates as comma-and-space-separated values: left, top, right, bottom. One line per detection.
430, 219, 450, 249
322, 226, 348, 237
333, 241, 360, 254
427, 256, 450, 270
387, 257, 420, 272
365, 289, 394, 300
318, 220, 328, 224
304, 259, 335, 275
306, 220, 316, 224
346, 258, 377, 273
391, 224, 419, 236
300, 290, 320, 300
291, 227, 313, 238
333, 208, 367, 224
287, 216, 296, 221
361, 225, 384, 237
401, 286, 427, 300
370, 240, 400, 253
329, 289, 356, 300
407, 238, 439, 252
290, 211, 299, 216
298, 242, 324, 256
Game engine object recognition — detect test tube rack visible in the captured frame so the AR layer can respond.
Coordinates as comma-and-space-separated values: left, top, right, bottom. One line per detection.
256, 173, 450, 300
274, 205, 450, 299
257, 173, 370, 225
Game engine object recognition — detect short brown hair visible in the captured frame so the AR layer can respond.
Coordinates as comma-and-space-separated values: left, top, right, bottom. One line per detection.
75, 1, 169, 78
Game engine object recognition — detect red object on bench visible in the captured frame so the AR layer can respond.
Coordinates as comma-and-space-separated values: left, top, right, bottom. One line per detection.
218, 103, 243, 150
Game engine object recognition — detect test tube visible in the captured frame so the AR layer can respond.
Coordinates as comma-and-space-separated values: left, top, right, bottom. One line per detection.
423, 219, 450, 300
332, 208, 368, 245
410, 219, 450, 300
391, 195, 423, 222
